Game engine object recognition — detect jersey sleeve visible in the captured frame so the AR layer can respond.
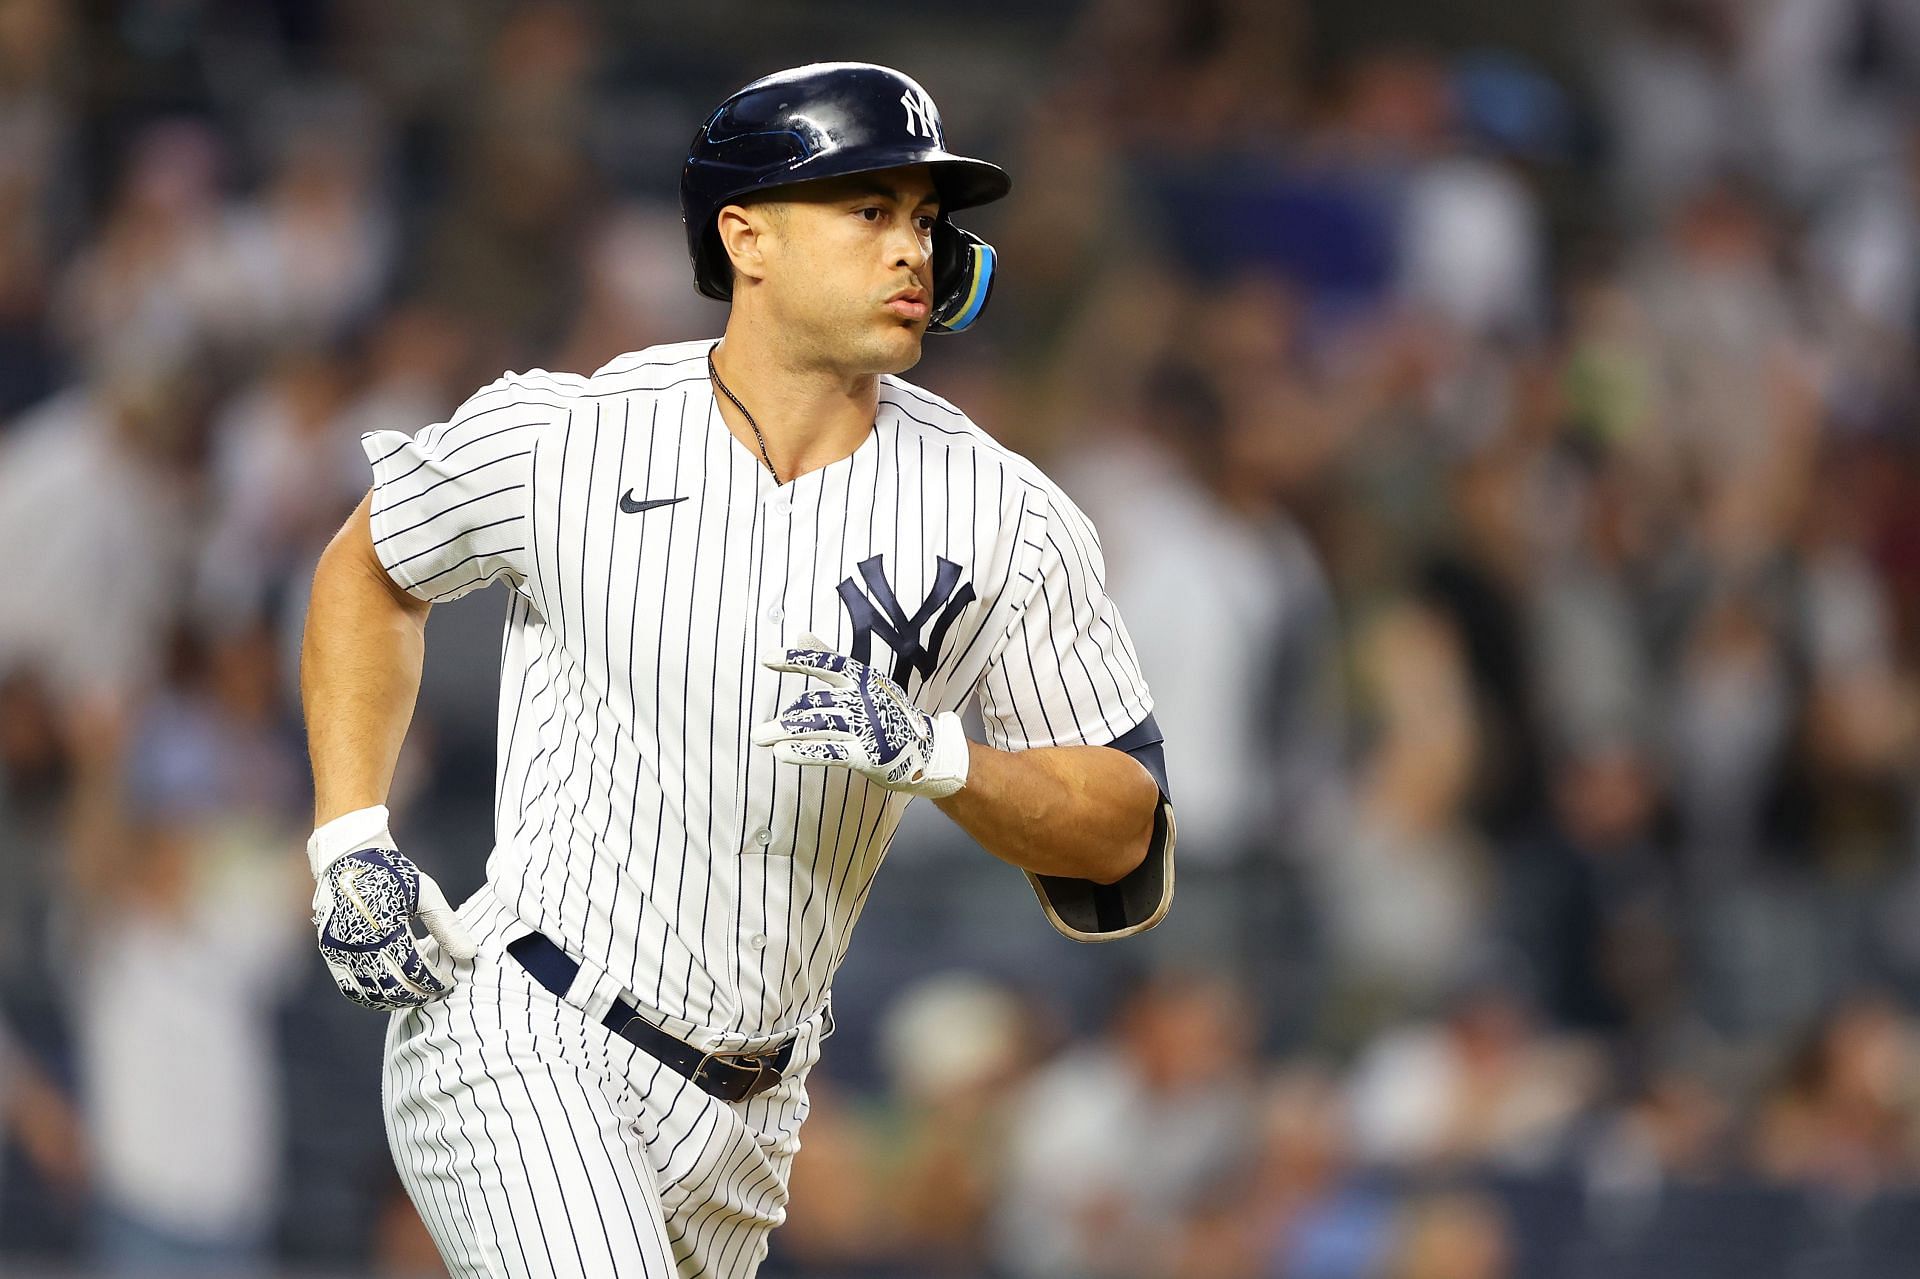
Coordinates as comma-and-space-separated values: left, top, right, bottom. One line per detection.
358, 379, 566, 604
976, 487, 1155, 752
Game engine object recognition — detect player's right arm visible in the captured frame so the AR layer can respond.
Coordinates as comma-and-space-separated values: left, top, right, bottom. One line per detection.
300, 494, 476, 1010
299, 373, 567, 1009
303, 492, 429, 827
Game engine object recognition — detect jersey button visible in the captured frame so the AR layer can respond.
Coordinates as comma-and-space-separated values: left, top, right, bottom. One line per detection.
748, 933, 768, 950
753, 828, 772, 846
767, 603, 784, 623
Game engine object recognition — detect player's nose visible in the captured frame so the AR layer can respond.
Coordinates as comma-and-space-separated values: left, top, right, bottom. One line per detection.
887, 222, 930, 275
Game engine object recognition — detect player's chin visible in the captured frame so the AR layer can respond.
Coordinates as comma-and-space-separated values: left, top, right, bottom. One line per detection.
870, 318, 926, 373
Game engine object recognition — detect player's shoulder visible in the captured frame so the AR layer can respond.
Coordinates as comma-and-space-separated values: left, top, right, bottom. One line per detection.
586, 340, 715, 394
450, 341, 712, 423
875, 373, 998, 452
450, 366, 590, 428
878, 374, 1053, 493
879, 375, 1098, 530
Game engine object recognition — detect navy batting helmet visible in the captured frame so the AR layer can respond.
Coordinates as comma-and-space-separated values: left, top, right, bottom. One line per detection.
681, 62, 1011, 333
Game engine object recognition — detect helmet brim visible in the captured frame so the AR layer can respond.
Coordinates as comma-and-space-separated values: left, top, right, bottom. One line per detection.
926, 155, 1012, 211
719, 149, 1010, 214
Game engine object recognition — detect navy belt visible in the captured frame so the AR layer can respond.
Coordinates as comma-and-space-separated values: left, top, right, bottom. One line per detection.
507, 932, 797, 1103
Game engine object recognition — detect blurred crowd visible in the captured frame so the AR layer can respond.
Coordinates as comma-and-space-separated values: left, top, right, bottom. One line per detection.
10, 0, 1920, 1276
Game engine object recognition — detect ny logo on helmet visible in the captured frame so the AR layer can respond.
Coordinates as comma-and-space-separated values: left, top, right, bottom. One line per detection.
900, 87, 940, 141
838, 554, 974, 688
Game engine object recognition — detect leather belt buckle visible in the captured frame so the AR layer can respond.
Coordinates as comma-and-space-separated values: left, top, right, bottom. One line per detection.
692, 1046, 781, 1101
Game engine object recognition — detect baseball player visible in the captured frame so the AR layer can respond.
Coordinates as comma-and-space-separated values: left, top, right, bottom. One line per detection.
300, 63, 1175, 1278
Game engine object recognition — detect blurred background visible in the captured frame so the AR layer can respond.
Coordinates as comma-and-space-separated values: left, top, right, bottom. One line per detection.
9, 0, 1920, 1276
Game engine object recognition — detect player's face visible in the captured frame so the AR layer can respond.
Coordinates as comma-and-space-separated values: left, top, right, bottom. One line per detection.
758, 166, 940, 375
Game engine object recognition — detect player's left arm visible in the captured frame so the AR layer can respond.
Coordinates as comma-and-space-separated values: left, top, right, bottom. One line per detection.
933, 737, 1157, 884
754, 632, 1176, 940
959, 485, 1177, 939
753, 636, 1159, 883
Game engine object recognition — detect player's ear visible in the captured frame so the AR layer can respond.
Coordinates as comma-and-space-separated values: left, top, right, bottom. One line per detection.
716, 202, 778, 290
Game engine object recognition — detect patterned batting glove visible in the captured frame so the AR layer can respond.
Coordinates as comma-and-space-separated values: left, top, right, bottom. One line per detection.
753, 633, 970, 798
308, 805, 478, 1012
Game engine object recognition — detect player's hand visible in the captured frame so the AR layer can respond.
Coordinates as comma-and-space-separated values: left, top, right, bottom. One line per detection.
308, 804, 478, 1012
754, 633, 970, 798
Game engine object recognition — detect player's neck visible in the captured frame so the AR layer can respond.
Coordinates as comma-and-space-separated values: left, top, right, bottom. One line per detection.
709, 325, 878, 484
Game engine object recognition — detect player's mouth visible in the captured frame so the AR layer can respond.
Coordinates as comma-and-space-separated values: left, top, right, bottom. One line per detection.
885, 287, 929, 321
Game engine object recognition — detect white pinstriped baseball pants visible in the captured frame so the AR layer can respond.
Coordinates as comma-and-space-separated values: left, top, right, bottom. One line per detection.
381, 894, 818, 1279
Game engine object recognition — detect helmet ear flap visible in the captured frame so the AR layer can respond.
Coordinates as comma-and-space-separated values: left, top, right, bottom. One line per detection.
928, 221, 996, 334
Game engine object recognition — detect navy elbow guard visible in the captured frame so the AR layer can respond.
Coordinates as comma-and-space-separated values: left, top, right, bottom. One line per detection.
1026, 715, 1176, 943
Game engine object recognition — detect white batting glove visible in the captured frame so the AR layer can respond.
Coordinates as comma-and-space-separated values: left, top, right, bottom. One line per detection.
308, 804, 478, 1012
753, 634, 970, 798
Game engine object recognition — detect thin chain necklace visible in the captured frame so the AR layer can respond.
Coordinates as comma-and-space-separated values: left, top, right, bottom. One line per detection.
707, 348, 781, 484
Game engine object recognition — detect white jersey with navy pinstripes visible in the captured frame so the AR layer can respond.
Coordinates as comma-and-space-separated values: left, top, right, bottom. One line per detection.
359, 337, 1154, 1051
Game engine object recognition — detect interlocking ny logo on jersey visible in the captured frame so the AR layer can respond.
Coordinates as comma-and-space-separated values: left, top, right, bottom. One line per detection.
900, 87, 940, 141
838, 555, 974, 687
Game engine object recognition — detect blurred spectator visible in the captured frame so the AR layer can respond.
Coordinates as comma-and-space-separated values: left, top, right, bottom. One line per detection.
1253, 1067, 1398, 1279
994, 972, 1258, 1278
68, 621, 306, 1272
1526, 445, 1657, 768
1668, 584, 1796, 883
1752, 992, 1920, 1196
1319, 599, 1489, 1022
1384, 50, 1549, 341
0, 360, 208, 701
1382, 1190, 1513, 1279
1783, 455, 1916, 880
876, 973, 1034, 1271
54, 121, 252, 372
222, 122, 393, 349
1580, 1063, 1733, 1216
1500, 741, 1683, 1035
195, 347, 361, 624
1346, 982, 1600, 1172
1628, 183, 1817, 511
71, 812, 303, 1272
1595, 0, 1750, 218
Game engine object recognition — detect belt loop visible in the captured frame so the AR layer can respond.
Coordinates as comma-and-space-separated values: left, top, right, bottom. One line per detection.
566, 955, 624, 1025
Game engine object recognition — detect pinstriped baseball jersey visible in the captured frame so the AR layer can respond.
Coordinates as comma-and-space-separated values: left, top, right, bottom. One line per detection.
359, 337, 1154, 1049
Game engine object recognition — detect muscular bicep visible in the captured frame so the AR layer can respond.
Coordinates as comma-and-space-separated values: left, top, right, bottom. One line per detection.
329, 491, 431, 619
304, 492, 433, 824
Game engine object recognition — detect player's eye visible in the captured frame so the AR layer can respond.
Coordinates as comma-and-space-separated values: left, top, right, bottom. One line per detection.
856, 206, 884, 223
915, 215, 937, 233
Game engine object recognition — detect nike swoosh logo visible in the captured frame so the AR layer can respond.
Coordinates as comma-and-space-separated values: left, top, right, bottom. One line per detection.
620, 490, 688, 514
